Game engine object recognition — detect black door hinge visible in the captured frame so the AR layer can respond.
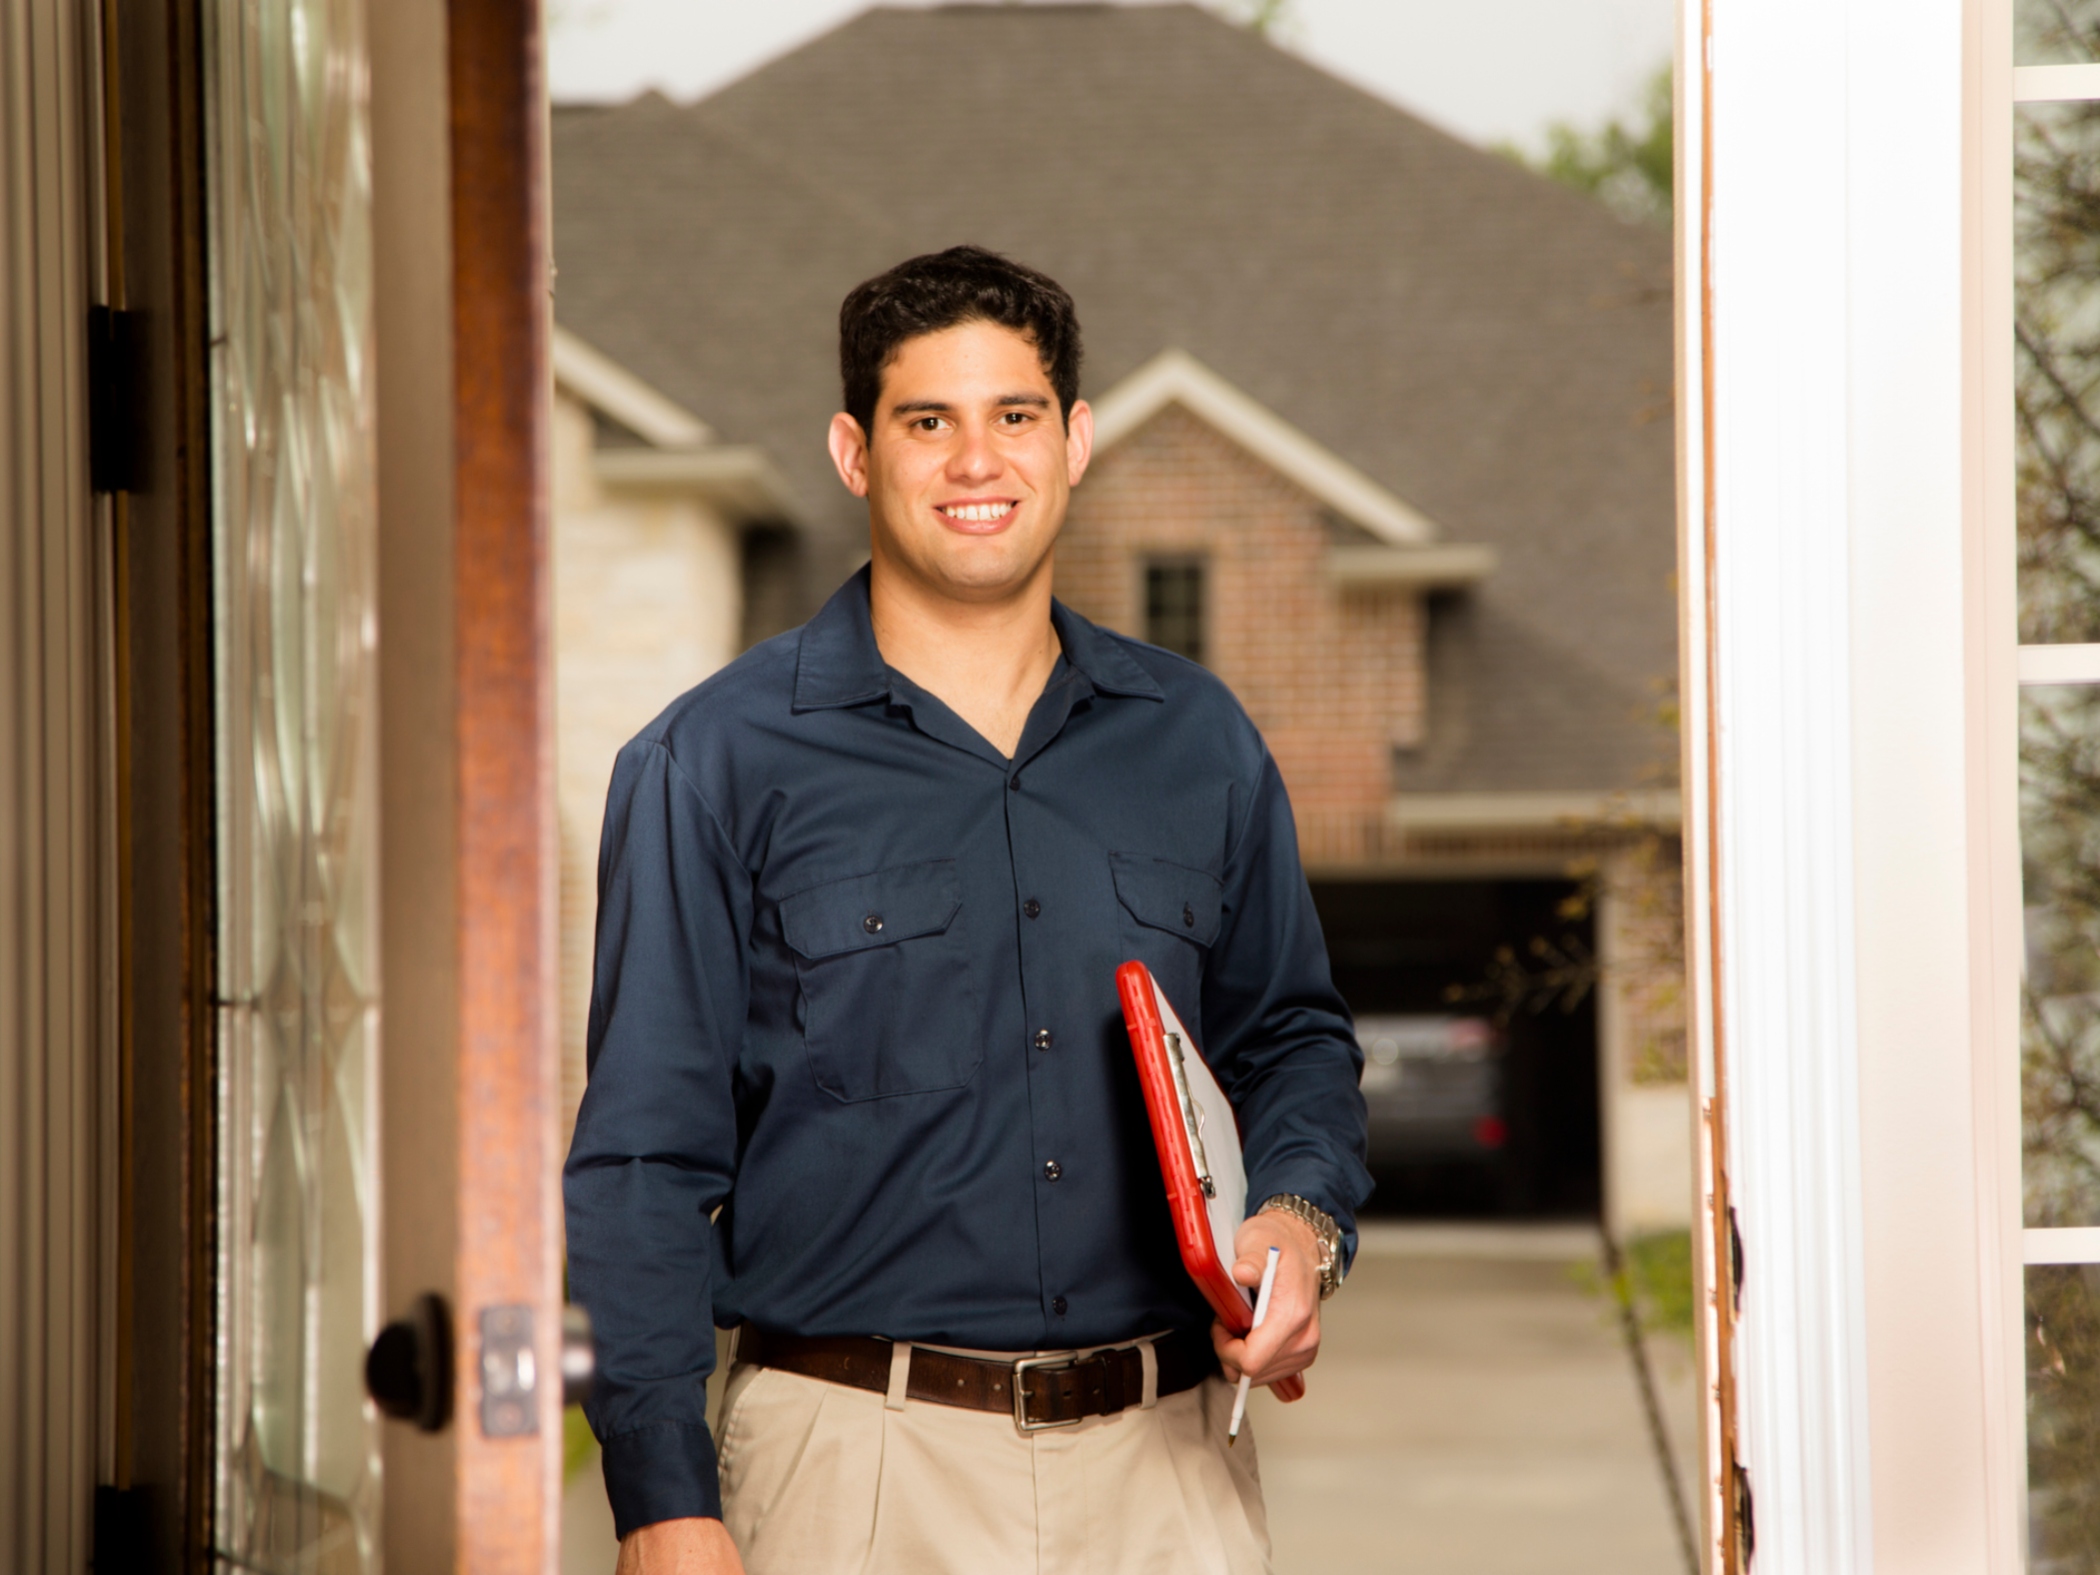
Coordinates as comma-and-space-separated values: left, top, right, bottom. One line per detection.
91, 1484, 152, 1573
88, 304, 146, 494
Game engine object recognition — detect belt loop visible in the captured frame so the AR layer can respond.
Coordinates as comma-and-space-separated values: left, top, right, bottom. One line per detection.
1139, 1338, 1159, 1409
885, 1340, 912, 1411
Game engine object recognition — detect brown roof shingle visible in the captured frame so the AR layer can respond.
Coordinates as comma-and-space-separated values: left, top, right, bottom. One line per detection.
550, 2, 1677, 796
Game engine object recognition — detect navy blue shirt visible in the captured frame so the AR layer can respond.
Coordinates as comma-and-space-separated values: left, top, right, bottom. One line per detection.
564, 569, 1370, 1535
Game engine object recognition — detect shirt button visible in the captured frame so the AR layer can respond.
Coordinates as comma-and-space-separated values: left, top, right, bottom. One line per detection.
863, 914, 884, 934
1008, 774, 1022, 791
1183, 903, 1195, 927
1033, 1028, 1053, 1051
1023, 898, 1042, 919
1043, 1160, 1062, 1182
1052, 1296, 1068, 1316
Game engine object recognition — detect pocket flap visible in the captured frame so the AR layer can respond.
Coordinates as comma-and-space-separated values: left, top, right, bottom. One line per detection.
1110, 853, 1222, 946
779, 860, 963, 961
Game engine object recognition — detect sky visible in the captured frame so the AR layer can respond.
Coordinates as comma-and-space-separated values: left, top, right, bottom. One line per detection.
546, 0, 1676, 154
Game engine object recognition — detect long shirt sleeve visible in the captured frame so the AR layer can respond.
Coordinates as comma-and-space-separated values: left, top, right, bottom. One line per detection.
564, 740, 750, 1534
1203, 752, 1370, 1265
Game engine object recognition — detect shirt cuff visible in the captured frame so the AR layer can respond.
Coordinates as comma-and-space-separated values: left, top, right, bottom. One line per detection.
600, 1420, 723, 1539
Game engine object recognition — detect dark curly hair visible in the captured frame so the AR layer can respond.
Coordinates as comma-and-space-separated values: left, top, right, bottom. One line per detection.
838, 246, 1083, 434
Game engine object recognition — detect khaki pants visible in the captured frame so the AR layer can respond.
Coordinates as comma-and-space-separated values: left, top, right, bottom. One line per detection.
716, 1351, 1272, 1575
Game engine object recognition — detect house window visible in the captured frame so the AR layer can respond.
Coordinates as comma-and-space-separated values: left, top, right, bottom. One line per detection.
1144, 561, 1206, 664
2006, 14, 2100, 1557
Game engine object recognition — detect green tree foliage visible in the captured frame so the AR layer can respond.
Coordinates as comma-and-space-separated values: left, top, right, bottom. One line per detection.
1207, 0, 1295, 41
1507, 66, 1673, 228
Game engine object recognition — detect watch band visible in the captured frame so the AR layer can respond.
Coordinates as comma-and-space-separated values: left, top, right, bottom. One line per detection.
1259, 1194, 1344, 1299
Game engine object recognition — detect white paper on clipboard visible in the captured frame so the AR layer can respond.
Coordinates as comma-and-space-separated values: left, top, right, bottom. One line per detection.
1147, 973, 1252, 1311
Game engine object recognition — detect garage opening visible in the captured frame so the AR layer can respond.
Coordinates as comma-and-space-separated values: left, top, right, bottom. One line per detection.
1313, 878, 1602, 1220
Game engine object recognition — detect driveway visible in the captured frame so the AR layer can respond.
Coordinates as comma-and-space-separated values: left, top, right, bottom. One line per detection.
1250, 1223, 1700, 1575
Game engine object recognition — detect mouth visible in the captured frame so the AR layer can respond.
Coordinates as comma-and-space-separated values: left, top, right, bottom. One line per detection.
936, 499, 1017, 530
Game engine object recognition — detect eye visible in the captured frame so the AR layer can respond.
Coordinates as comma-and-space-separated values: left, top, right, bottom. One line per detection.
1000, 410, 1033, 426
913, 416, 946, 432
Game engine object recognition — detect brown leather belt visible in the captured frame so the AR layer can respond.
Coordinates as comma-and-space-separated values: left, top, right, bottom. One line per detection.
736, 1325, 1216, 1432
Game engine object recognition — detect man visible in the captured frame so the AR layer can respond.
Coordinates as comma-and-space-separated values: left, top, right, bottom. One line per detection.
566, 247, 1370, 1574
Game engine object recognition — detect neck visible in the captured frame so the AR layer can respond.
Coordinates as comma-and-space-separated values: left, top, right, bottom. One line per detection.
867, 554, 1061, 760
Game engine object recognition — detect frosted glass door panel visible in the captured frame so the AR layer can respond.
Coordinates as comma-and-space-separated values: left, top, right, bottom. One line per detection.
204, 0, 381, 1569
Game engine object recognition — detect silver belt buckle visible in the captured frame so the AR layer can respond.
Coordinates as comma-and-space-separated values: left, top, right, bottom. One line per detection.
1012, 1351, 1084, 1433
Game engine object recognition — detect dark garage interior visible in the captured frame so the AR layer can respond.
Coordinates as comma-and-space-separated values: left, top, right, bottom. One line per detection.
1311, 879, 1602, 1220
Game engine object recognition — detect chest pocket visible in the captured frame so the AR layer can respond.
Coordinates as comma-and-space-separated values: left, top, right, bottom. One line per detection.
778, 859, 981, 1102
1110, 854, 1223, 1034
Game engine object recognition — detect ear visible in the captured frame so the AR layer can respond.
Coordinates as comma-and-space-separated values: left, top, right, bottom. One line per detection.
1064, 399, 1095, 488
828, 411, 871, 498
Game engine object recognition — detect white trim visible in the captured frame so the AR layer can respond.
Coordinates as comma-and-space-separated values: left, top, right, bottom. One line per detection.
2016, 643, 2100, 685
1386, 790, 1680, 831
1325, 543, 1496, 588
2023, 1228, 2100, 1265
1703, 0, 1912, 1565
1975, 0, 2034, 1557
2013, 63, 2100, 102
593, 445, 802, 526
1088, 349, 1442, 546
551, 324, 714, 449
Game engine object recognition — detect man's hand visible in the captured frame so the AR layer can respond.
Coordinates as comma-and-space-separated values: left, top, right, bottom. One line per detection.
615, 1517, 746, 1575
1209, 1208, 1322, 1388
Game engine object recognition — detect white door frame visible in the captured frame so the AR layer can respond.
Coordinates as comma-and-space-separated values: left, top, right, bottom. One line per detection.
1680, 0, 2019, 1569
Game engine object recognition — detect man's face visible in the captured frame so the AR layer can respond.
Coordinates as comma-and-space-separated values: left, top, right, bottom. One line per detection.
829, 319, 1093, 605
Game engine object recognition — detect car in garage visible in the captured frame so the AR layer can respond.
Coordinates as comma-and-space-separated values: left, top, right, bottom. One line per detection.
1356, 1014, 1508, 1169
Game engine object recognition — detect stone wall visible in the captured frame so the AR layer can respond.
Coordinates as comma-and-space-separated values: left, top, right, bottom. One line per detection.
552, 390, 743, 1142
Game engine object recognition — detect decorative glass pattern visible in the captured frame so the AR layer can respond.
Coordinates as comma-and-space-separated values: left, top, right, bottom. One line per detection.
203, 0, 381, 1570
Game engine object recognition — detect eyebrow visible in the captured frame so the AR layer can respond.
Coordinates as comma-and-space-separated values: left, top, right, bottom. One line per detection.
890, 392, 1052, 417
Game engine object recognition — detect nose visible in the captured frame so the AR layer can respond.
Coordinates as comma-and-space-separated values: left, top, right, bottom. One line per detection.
947, 417, 1002, 484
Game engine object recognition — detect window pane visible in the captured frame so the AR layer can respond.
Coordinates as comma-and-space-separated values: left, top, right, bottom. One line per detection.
204, 0, 381, 1567
2029, 1264, 2100, 1564
2020, 0, 2100, 65
2018, 102, 2100, 642
1145, 562, 1206, 665
2023, 687, 2100, 1226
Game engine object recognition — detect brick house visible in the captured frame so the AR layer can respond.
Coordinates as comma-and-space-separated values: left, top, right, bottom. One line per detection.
547, 3, 1685, 1233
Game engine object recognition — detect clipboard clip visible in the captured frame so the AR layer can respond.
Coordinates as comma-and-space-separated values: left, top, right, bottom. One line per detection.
1164, 1032, 1217, 1199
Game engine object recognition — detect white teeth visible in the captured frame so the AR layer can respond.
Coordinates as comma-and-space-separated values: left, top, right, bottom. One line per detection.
943, 503, 1011, 523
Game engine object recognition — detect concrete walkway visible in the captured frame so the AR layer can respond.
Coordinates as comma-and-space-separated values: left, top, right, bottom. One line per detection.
1250, 1223, 1700, 1575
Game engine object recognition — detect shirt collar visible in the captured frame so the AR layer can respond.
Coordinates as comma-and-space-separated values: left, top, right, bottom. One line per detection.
792, 566, 1165, 711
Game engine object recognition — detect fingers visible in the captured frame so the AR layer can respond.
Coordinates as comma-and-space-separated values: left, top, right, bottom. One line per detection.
1209, 1295, 1321, 1387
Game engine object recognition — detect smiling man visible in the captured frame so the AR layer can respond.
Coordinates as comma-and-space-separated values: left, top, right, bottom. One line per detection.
565, 247, 1371, 1575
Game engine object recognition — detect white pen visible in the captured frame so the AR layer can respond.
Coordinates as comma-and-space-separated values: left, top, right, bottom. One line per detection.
1227, 1245, 1282, 1447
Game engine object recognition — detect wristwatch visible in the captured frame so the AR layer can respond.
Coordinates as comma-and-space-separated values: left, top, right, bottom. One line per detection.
1260, 1194, 1344, 1299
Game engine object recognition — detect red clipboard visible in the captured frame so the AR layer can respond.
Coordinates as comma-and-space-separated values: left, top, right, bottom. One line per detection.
1118, 960, 1306, 1404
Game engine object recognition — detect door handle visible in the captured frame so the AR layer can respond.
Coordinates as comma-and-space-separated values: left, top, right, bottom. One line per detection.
562, 1303, 595, 1407
366, 1291, 453, 1432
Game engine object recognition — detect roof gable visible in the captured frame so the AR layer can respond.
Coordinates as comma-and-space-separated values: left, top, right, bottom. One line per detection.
553, 324, 714, 447
1091, 349, 1441, 547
